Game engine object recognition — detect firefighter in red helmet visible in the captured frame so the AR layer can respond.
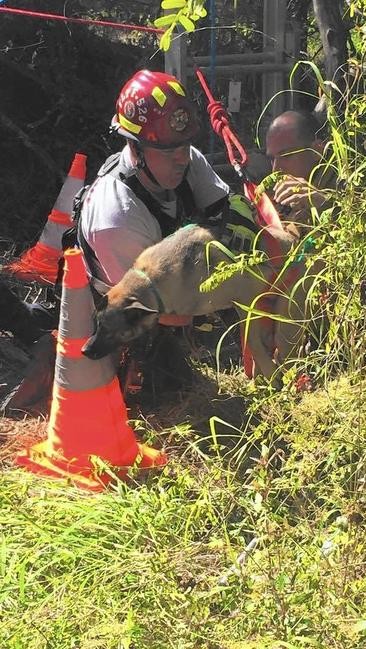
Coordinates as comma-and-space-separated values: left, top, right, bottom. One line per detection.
109, 70, 203, 204
77, 69, 230, 400
79, 69, 229, 285
112, 70, 200, 150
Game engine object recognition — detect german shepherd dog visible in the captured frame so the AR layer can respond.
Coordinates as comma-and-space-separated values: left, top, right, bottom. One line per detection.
82, 224, 317, 384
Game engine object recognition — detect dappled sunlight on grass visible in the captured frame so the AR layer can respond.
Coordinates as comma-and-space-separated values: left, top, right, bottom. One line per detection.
1, 370, 366, 648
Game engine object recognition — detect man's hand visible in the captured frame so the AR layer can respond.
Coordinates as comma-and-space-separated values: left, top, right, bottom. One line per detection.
274, 176, 327, 213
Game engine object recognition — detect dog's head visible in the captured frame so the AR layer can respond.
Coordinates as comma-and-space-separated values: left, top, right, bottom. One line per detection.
82, 293, 159, 360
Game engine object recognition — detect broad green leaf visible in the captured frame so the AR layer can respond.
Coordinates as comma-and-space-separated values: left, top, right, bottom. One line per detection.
154, 13, 177, 27
178, 14, 196, 32
161, 0, 186, 8
159, 29, 172, 51
194, 5, 207, 17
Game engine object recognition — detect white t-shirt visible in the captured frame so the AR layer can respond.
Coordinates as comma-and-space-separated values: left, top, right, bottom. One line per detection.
80, 145, 229, 286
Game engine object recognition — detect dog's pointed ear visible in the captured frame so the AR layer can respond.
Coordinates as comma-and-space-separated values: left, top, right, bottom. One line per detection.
123, 300, 159, 326
124, 300, 158, 315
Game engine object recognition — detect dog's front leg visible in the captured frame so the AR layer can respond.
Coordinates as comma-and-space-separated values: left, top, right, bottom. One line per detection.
274, 293, 307, 371
241, 311, 280, 385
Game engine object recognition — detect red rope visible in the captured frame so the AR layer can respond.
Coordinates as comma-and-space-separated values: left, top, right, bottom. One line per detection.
0, 6, 163, 34
195, 67, 248, 172
195, 66, 289, 379
195, 65, 285, 238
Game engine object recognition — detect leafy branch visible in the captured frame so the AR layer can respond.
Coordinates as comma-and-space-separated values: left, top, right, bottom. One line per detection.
154, 0, 207, 51
254, 172, 285, 202
200, 250, 266, 294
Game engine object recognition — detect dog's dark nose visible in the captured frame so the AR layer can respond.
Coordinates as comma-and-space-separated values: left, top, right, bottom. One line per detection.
81, 346, 101, 360
81, 329, 117, 360
81, 333, 106, 360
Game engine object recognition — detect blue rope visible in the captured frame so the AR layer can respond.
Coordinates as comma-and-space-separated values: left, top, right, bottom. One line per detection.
209, 0, 216, 155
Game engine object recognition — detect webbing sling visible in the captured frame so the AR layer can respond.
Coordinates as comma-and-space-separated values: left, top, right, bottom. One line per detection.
70, 152, 259, 304
99, 152, 197, 237
123, 175, 195, 238
75, 152, 246, 281
66, 153, 197, 289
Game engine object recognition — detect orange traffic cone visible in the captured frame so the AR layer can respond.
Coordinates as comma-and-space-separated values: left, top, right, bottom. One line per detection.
16, 248, 167, 491
6, 153, 87, 285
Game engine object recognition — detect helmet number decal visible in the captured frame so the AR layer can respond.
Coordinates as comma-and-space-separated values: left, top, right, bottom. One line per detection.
136, 97, 148, 123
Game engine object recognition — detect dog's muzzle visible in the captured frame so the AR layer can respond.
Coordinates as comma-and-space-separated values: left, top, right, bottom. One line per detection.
82, 330, 116, 360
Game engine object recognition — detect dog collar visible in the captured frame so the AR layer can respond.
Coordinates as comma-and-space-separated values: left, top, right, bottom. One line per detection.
133, 268, 166, 313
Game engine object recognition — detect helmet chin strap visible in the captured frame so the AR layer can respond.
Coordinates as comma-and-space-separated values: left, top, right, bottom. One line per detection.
134, 144, 162, 189
131, 141, 189, 191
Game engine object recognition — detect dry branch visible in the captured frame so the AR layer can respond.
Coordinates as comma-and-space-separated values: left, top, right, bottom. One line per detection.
0, 110, 64, 181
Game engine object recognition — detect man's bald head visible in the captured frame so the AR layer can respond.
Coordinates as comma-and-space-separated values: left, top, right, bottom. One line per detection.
267, 110, 322, 144
266, 110, 324, 179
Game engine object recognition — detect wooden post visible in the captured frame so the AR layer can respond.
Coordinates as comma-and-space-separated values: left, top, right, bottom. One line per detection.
164, 26, 187, 85
262, 0, 287, 124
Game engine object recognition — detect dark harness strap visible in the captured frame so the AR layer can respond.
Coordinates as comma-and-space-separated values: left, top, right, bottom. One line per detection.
102, 152, 197, 234
63, 152, 259, 294
123, 174, 196, 238
62, 152, 202, 289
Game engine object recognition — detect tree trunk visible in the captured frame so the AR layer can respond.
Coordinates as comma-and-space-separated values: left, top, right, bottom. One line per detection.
312, 0, 348, 87
311, 0, 348, 119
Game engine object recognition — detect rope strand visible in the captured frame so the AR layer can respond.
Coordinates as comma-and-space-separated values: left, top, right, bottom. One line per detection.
196, 68, 248, 172
0, 6, 163, 34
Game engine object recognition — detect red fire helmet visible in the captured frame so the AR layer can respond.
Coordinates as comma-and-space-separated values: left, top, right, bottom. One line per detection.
111, 69, 200, 149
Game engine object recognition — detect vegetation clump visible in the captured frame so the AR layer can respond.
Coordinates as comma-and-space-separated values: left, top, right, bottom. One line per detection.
1, 3, 366, 648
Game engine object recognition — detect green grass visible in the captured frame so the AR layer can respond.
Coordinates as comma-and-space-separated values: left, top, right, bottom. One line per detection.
2, 50, 366, 649
1, 372, 365, 649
